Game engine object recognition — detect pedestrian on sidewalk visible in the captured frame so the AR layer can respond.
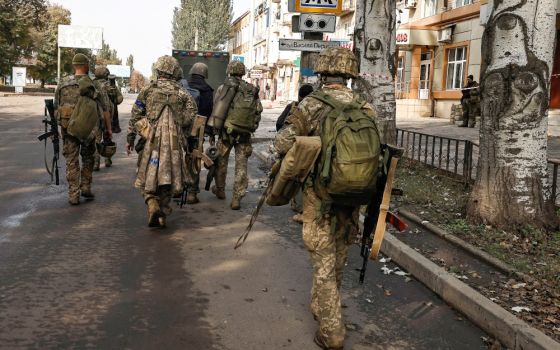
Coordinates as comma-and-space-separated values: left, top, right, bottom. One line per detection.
54, 54, 113, 205
274, 47, 380, 350
127, 56, 197, 228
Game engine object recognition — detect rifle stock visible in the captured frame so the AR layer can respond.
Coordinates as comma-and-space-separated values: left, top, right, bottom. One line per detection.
39, 99, 60, 185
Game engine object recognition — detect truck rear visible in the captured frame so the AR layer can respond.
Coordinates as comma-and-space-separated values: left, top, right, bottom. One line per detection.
172, 50, 230, 90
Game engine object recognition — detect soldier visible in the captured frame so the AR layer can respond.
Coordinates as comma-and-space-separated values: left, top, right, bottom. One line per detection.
92, 66, 114, 169
184, 62, 214, 204
108, 74, 124, 135
127, 56, 197, 227
54, 53, 112, 205
274, 48, 378, 350
459, 74, 480, 128
212, 61, 263, 210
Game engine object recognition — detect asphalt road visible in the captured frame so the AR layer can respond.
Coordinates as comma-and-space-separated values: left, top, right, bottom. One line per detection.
0, 95, 487, 350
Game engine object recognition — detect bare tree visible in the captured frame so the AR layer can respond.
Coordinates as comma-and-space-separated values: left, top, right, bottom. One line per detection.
468, 0, 558, 230
353, 0, 397, 144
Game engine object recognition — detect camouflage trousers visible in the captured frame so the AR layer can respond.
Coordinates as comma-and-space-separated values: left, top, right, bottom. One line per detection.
215, 137, 253, 200
301, 189, 358, 349
62, 134, 95, 201
144, 185, 173, 216
461, 100, 478, 128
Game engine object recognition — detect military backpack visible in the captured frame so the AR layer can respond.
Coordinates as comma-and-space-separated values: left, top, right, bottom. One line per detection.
224, 81, 261, 135
311, 91, 381, 207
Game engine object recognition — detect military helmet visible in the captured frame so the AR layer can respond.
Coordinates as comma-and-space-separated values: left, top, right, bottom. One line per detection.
154, 55, 180, 77
173, 66, 184, 81
190, 62, 209, 79
94, 66, 110, 79
72, 53, 89, 66
96, 140, 117, 158
227, 60, 246, 76
314, 47, 359, 79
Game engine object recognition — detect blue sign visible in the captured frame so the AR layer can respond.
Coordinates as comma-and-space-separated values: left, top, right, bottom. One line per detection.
232, 55, 245, 63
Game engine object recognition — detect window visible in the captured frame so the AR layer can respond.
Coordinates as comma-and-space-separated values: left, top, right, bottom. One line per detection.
396, 57, 405, 85
422, 0, 437, 17
451, 0, 474, 9
446, 47, 467, 90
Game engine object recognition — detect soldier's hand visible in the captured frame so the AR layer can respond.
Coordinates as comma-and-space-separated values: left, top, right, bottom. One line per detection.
127, 143, 134, 156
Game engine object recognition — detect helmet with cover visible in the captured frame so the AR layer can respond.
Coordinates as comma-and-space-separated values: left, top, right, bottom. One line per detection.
155, 55, 180, 78
314, 47, 359, 79
94, 66, 110, 79
226, 60, 246, 77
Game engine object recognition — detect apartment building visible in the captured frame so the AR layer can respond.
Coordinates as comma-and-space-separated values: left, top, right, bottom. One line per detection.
228, 0, 302, 102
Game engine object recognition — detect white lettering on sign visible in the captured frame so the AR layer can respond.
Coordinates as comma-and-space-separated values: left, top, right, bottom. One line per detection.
279, 39, 343, 52
295, 0, 342, 14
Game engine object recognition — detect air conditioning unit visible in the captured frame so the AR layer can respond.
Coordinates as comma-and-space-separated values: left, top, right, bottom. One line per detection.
404, 0, 417, 9
438, 27, 453, 42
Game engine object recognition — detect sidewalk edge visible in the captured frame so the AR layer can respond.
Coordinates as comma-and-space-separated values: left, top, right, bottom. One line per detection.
381, 233, 559, 350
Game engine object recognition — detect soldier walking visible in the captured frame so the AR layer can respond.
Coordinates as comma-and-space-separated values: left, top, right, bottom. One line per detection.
54, 54, 112, 205
274, 48, 380, 350
127, 56, 197, 227
212, 61, 262, 210
108, 74, 124, 135
459, 75, 480, 128
92, 66, 114, 169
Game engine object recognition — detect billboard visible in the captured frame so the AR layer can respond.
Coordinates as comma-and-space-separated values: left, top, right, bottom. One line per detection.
12, 67, 26, 87
58, 25, 103, 49
106, 65, 131, 78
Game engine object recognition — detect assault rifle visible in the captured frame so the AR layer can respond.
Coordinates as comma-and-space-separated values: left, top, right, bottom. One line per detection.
359, 145, 407, 284
38, 99, 60, 185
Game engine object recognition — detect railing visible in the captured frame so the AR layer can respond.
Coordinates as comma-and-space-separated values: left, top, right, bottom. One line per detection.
397, 128, 560, 205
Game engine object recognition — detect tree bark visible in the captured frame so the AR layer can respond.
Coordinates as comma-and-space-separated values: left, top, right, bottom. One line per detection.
353, 0, 397, 145
468, 0, 558, 230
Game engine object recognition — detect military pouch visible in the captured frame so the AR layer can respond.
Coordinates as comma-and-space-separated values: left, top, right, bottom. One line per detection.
266, 136, 322, 207
57, 105, 74, 129
135, 118, 151, 140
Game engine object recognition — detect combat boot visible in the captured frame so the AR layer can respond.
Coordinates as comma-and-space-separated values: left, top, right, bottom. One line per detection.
93, 158, 100, 171
105, 158, 112, 167
230, 196, 241, 210
68, 196, 80, 206
81, 189, 95, 200
314, 331, 343, 350
158, 216, 166, 228
186, 192, 199, 204
212, 186, 226, 200
147, 199, 163, 227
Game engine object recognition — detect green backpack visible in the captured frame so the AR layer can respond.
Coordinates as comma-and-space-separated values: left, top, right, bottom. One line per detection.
312, 91, 381, 207
224, 81, 261, 135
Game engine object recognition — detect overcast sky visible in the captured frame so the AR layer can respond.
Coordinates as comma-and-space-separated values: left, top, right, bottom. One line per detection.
53, 0, 251, 76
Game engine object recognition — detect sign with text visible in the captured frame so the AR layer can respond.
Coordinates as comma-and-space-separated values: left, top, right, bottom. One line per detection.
12, 67, 26, 87
231, 55, 245, 63
279, 38, 342, 52
295, 0, 342, 15
396, 29, 410, 45
106, 65, 131, 78
250, 70, 263, 78
58, 25, 103, 49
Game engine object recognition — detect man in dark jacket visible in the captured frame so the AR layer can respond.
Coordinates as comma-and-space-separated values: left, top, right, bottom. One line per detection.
185, 62, 214, 204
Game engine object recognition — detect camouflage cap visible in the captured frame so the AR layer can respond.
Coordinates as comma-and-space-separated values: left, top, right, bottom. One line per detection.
94, 66, 110, 79
227, 60, 246, 76
189, 62, 209, 79
314, 47, 359, 79
155, 55, 180, 77
72, 53, 89, 66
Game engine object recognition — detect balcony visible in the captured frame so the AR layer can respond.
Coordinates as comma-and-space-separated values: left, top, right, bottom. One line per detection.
341, 0, 355, 16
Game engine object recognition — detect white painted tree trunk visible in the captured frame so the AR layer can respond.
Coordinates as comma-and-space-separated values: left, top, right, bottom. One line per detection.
353, 0, 397, 144
468, 0, 558, 229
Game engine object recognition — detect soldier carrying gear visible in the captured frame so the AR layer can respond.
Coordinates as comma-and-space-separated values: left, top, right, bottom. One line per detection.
459, 75, 480, 128
54, 53, 112, 205
127, 55, 198, 228
274, 47, 380, 350
92, 66, 115, 169
211, 60, 263, 210
186, 62, 214, 205
108, 74, 124, 134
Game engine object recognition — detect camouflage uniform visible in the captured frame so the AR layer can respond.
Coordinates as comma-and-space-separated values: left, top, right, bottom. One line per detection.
55, 57, 107, 204
128, 56, 197, 226
460, 78, 480, 128
107, 75, 124, 133
274, 48, 373, 350
214, 61, 262, 209
93, 67, 112, 169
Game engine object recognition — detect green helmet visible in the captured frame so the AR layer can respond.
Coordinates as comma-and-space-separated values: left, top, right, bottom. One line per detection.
155, 55, 180, 77
189, 62, 209, 79
314, 47, 359, 79
94, 66, 110, 79
96, 140, 117, 158
227, 61, 246, 76
72, 53, 89, 66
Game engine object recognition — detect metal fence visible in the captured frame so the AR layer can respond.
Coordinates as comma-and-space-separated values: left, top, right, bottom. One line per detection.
396, 128, 560, 205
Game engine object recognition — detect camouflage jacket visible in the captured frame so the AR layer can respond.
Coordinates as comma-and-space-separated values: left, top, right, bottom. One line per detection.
93, 78, 112, 115
128, 78, 198, 145
107, 84, 123, 106
274, 84, 377, 225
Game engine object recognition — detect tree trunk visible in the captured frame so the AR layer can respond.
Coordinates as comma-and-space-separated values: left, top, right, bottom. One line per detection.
468, 0, 558, 230
353, 0, 397, 145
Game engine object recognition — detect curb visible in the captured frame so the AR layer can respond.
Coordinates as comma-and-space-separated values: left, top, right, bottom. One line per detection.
398, 209, 530, 282
381, 233, 560, 350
